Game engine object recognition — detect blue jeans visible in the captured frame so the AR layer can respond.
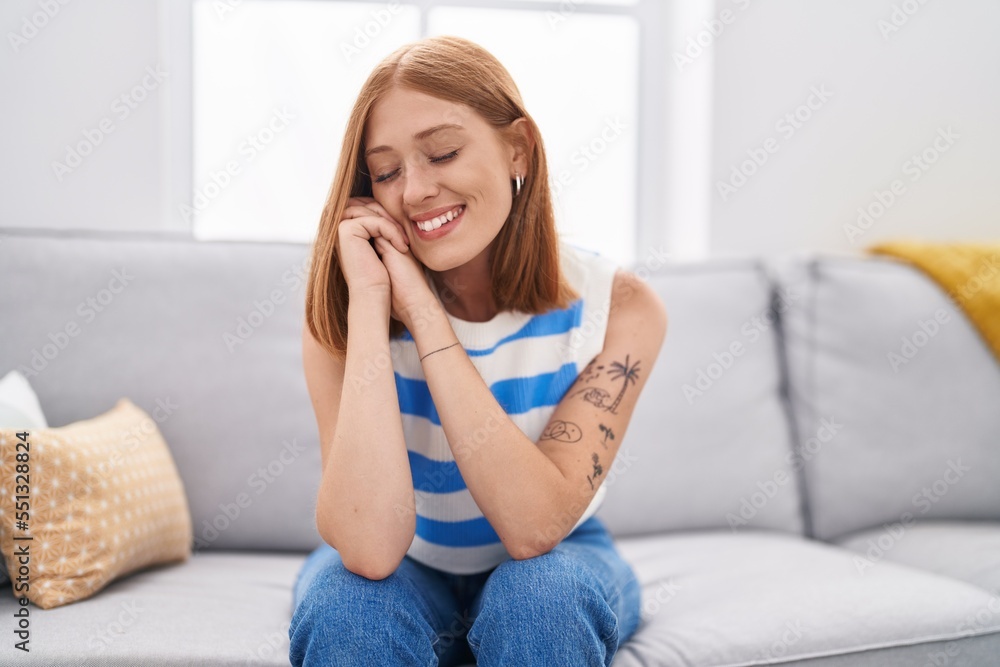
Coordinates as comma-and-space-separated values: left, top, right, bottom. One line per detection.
288, 516, 642, 667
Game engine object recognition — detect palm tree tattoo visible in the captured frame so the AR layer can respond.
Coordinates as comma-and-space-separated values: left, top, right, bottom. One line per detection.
568, 354, 642, 415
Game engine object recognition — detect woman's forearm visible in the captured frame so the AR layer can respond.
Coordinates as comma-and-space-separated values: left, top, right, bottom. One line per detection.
406, 300, 569, 560
316, 289, 415, 578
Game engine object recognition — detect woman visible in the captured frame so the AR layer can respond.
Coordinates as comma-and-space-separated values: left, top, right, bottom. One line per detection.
290, 35, 668, 667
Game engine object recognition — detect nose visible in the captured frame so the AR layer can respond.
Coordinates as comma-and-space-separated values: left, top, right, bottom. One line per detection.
402, 162, 439, 210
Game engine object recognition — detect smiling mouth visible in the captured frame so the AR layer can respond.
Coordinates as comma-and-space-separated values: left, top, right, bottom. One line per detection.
413, 204, 465, 232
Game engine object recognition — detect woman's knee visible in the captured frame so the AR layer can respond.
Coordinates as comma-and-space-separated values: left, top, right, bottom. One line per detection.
294, 560, 423, 625
470, 551, 620, 645
289, 558, 439, 662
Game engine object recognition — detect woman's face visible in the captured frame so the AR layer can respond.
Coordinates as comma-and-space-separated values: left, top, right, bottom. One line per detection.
363, 86, 525, 272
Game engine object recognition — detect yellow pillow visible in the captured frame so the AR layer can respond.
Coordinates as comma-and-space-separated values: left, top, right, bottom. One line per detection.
0, 398, 193, 609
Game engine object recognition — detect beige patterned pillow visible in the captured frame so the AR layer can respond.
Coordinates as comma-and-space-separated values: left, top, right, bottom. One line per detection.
0, 398, 193, 609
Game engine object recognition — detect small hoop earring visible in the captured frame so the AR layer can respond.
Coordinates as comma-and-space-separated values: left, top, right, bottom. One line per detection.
514, 173, 524, 197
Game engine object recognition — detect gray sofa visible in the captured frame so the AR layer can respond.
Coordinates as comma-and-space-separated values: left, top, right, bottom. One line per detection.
1, 226, 998, 666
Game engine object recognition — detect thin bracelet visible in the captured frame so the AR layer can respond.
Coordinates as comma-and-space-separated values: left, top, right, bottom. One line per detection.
419, 342, 460, 362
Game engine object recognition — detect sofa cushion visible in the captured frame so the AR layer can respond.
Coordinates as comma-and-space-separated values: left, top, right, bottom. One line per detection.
0, 550, 300, 665
773, 254, 1000, 542
0, 369, 49, 586
834, 519, 1000, 596
0, 229, 323, 553
0, 398, 193, 609
612, 530, 1000, 667
597, 258, 805, 537
6, 533, 997, 667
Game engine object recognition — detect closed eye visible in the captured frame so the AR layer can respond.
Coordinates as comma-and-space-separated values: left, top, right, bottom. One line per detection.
430, 150, 459, 163
373, 150, 459, 184
373, 169, 396, 184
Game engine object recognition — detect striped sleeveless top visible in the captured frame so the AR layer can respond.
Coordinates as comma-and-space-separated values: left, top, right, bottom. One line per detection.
389, 240, 621, 574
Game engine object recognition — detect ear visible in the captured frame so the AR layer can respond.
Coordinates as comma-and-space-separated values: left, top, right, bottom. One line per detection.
507, 117, 535, 178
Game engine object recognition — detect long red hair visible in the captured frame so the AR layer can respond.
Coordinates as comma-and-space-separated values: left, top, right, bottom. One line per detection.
304, 35, 578, 361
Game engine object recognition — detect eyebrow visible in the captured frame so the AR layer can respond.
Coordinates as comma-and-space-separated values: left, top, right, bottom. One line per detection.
364, 124, 465, 158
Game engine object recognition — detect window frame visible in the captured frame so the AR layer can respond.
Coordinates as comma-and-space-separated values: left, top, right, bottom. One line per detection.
163, 0, 672, 264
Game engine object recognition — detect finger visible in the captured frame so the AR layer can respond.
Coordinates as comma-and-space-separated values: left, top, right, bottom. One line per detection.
346, 197, 385, 221
373, 236, 393, 258
371, 207, 410, 249
353, 201, 410, 246
363, 200, 400, 225
343, 209, 409, 253
346, 196, 375, 209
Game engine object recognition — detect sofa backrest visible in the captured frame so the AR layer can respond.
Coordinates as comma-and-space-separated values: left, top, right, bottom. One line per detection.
0, 228, 811, 552
0, 228, 323, 552
774, 253, 1000, 542
595, 257, 806, 538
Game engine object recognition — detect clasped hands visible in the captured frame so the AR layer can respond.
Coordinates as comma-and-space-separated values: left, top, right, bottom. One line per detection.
356, 196, 441, 332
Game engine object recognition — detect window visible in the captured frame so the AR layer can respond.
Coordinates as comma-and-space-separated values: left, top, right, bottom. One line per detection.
185, 0, 663, 266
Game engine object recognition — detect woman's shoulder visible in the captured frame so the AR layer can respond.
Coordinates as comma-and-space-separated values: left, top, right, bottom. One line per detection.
559, 240, 622, 294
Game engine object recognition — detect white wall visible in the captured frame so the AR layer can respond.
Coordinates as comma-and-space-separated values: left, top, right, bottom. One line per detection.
0, 0, 183, 234
2, 0, 997, 256
707, 0, 1000, 259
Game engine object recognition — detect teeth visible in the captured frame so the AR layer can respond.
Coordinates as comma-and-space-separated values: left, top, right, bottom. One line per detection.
417, 205, 464, 232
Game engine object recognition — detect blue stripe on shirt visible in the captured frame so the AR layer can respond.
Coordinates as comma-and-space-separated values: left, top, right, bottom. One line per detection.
396, 362, 579, 425
416, 514, 501, 547
409, 450, 468, 493
399, 299, 583, 356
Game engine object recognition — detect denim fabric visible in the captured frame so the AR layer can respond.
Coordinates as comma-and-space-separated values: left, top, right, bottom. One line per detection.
288, 516, 642, 667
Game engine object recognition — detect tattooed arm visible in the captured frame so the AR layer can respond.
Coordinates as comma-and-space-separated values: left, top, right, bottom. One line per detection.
402, 268, 667, 560
533, 271, 668, 553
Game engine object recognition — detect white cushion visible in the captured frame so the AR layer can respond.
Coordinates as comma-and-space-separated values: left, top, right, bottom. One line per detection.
0, 369, 48, 585
0, 369, 48, 430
